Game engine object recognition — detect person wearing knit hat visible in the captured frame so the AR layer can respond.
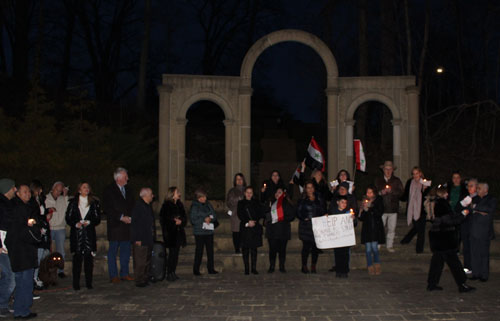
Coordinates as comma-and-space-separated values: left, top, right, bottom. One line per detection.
0, 178, 16, 318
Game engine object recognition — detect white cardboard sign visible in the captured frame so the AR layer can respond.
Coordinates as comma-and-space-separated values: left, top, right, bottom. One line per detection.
312, 214, 356, 249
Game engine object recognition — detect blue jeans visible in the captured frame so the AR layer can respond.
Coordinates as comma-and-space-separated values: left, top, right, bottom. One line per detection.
0, 253, 15, 309
51, 229, 66, 273
13, 269, 34, 317
365, 241, 380, 266
34, 248, 50, 280
107, 241, 131, 278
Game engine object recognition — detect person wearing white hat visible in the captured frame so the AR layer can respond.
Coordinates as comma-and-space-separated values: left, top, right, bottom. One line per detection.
374, 161, 404, 252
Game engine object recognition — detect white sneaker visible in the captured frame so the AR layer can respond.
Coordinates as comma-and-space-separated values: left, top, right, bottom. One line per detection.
387, 248, 395, 253
464, 268, 472, 275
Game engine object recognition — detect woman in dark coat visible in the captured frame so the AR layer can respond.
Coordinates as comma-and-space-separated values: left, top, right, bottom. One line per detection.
65, 182, 101, 290
297, 181, 325, 273
359, 185, 385, 275
159, 186, 187, 281
29, 180, 51, 290
427, 186, 475, 293
400, 166, 430, 253
226, 173, 246, 253
237, 187, 265, 275
265, 187, 295, 273
260, 170, 287, 204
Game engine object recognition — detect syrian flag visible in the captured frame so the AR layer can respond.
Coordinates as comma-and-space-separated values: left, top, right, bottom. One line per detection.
291, 162, 304, 194
354, 139, 366, 172
270, 193, 285, 224
305, 137, 325, 172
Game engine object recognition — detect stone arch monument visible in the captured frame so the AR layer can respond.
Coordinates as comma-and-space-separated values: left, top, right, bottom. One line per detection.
157, 29, 419, 199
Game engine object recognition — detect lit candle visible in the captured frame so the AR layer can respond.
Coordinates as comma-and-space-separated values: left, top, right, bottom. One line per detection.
349, 208, 354, 215
385, 185, 390, 189
423, 179, 427, 182
364, 199, 369, 203
263, 183, 267, 188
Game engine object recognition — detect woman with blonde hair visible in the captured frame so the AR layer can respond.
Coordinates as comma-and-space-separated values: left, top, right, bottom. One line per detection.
159, 186, 187, 281
400, 166, 430, 253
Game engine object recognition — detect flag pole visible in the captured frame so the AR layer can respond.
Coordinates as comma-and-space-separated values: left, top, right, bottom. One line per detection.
352, 139, 357, 182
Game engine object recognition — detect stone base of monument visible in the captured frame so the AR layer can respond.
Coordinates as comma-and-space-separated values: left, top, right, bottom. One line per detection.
60, 215, 500, 276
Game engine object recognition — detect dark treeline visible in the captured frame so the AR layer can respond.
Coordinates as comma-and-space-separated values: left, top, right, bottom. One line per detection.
0, 0, 499, 198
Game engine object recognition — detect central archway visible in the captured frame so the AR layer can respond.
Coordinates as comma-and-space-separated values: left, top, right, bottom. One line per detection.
237, 29, 341, 182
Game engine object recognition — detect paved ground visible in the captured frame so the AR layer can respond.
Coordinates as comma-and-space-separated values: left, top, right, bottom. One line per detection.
26, 267, 500, 321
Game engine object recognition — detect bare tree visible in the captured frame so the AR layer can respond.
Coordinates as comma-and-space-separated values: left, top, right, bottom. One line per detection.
137, 0, 152, 111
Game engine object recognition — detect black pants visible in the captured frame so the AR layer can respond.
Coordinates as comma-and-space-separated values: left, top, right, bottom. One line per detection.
334, 247, 350, 274
461, 227, 472, 270
133, 244, 152, 285
268, 239, 287, 268
193, 235, 215, 273
232, 232, 241, 252
242, 248, 257, 272
401, 216, 426, 253
301, 240, 319, 266
470, 237, 490, 279
72, 252, 93, 289
427, 250, 466, 287
167, 246, 180, 274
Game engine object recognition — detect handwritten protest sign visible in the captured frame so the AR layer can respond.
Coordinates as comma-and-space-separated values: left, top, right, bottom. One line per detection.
312, 214, 356, 249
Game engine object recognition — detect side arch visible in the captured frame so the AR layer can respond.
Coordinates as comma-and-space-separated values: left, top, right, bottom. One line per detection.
345, 92, 401, 121
240, 29, 339, 86
177, 91, 235, 121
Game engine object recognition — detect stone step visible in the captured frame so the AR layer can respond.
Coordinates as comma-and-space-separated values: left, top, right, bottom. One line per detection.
62, 248, 500, 277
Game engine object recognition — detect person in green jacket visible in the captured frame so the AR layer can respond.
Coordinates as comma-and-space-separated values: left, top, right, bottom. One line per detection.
190, 188, 218, 275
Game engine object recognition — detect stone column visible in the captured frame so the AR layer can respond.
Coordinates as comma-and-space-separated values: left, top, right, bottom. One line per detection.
392, 118, 402, 176
326, 87, 340, 182
239, 87, 253, 183
176, 119, 187, 201
223, 119, 234, 194
345, 120, 355, 176
157, 84, 173, 201
406, 86, 420, 167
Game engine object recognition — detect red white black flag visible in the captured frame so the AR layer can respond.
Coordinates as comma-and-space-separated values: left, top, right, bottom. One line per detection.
270, 193, 285, 224
305, 137, 325, 172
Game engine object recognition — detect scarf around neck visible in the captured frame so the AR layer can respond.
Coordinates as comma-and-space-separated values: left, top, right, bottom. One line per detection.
407, 179, 423, 226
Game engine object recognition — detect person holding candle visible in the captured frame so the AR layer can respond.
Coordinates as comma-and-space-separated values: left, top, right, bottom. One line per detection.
375, 161, 404, 252
260, 170, 286, 204
359, 186, 385, 275
328, 195, 357, 278
297, 181, 325, 273
400, 166, 430, 253
226, 173, 247, 254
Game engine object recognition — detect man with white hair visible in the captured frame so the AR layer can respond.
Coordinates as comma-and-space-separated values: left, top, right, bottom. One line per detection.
45, 181, 69, 278
469, 182, 496, 282
103, 167, 135, 283
131, 188, 156, 287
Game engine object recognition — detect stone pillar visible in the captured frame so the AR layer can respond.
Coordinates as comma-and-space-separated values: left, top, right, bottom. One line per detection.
345, 120, 355, 176
176, 119, 187, 201
239, 87, 253, 183
406, 86, 420, 167
326, 87, 340, 182
223, 119, 234, 194
392, 119, 402, 176
157, 84, 173, 201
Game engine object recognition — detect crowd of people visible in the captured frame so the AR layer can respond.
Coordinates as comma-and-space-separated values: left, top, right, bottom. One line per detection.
0, 162, 497, 318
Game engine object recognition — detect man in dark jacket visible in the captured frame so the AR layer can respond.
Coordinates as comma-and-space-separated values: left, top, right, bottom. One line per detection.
131, 188, 156, 287
102, 167, 135, 283
454, 178, 480, 275
6, 185, 42, 318
0, 178, 16, 318
374, 161, 404, 252
469, 182, 496, 282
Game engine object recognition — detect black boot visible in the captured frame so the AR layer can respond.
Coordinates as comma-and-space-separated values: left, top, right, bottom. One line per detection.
166, 273, 175, 282
279, 262, 286, 273
311, 264, 317, 274
251, 249, 258, 275
243, 249, 250, 275
301, 265, 309, 274
458, 284, 476, 293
